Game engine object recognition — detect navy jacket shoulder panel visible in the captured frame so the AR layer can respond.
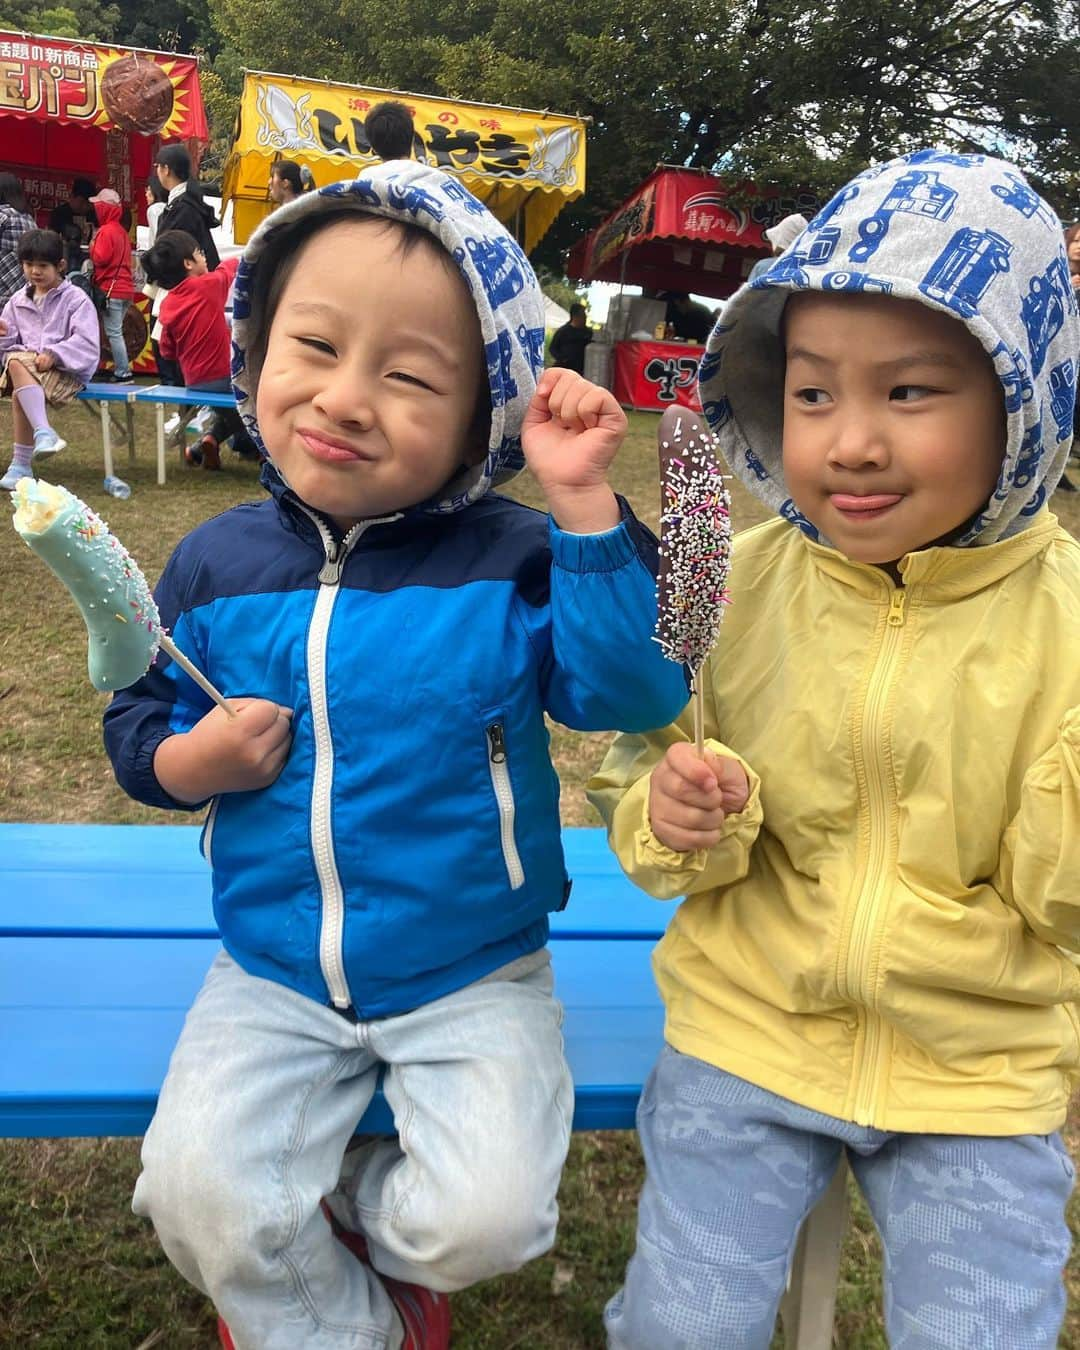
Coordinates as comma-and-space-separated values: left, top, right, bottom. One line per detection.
164, 497, 317, 613
341, 494, 553, 599
167, 493, 556, 614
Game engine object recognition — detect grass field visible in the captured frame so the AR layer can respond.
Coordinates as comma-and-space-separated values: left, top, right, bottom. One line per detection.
2, 397, 1080, 1348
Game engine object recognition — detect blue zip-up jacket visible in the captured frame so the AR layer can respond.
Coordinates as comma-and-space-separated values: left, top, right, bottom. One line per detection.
104, 466, 687, 1017
104, 162, 689, 1016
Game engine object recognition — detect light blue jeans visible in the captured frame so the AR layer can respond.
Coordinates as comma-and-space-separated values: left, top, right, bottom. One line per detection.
102, 296, 130, 378
133, 951, 574, 1350
607, 1045, 1074, 1350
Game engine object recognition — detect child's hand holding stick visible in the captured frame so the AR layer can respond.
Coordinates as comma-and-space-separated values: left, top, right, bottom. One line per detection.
153, 698, 293, 803
649, 741, 750, 853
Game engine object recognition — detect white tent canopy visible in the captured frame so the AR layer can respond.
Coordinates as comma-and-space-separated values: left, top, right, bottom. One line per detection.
543, 295, 571, 330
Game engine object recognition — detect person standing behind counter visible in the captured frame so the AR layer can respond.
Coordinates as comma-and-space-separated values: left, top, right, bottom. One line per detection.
662, 291, 714, 342
48, 177, 97, 289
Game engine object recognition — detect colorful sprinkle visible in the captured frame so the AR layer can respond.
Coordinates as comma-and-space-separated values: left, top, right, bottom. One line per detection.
655, 408, 733, 676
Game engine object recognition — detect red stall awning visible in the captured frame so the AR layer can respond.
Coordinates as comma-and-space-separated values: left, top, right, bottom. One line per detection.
566, 166, 820, 300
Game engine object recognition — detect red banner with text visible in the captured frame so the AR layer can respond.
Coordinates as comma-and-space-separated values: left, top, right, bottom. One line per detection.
612, 340, 703, 413
0, 32, 207, 138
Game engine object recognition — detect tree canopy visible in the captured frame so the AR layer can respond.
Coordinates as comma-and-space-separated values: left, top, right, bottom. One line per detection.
203, 0, 1080, 262
5, 0, 1080, 265
1, 0, 119, 40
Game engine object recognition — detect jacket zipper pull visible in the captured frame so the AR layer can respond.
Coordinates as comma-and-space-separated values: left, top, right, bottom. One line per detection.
887, 589, 906, 627
487, 722, 507, 763
318, 541, 342, 585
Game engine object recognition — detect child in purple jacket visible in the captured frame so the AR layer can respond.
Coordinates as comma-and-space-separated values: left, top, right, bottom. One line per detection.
0, 228, 100, 489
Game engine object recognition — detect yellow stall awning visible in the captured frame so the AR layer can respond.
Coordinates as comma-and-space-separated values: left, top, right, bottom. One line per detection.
221, 71, 586, 255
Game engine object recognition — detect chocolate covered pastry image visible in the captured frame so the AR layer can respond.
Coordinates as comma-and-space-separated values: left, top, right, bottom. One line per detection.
101, 55, 174, 134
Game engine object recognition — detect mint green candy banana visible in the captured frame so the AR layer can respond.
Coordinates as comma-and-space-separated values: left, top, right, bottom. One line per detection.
12, 478, 161, 691
10, 479, 230, 712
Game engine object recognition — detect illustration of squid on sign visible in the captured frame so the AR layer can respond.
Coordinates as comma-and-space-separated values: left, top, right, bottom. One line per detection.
255, 83, 319, 152
527, 125, 581, 189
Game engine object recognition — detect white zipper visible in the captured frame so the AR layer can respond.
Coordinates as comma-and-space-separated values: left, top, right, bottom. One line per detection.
486, 721, 525, 890
293, 500, 400, 1010
200, 796, 220, 867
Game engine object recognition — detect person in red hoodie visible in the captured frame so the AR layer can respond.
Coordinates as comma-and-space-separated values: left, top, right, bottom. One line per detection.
141, 229, 259, 468
88, 188, 134, 383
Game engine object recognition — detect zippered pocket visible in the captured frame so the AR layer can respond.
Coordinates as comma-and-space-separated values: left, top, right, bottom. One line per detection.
486, 720, 525, 890
199, 795, 220, 867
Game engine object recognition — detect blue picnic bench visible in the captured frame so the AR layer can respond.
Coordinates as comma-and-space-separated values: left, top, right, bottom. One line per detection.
0, 821, 846, 1347
77, 382, 238, 486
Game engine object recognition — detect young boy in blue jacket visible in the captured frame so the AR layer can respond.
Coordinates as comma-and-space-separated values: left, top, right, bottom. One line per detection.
103, 164, 688, 1350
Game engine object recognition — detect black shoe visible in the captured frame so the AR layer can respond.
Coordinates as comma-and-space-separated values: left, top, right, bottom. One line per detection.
110, 373, 134, 385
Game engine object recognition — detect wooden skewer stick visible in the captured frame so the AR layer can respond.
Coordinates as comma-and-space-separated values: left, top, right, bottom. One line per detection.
159, 634, 235, 717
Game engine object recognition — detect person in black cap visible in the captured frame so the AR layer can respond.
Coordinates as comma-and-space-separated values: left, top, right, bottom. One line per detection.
49, 176, 97, 286
153, 145, 220, 271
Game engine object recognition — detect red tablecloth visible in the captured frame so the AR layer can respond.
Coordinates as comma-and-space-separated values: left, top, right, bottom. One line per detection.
612, 339, 703, 412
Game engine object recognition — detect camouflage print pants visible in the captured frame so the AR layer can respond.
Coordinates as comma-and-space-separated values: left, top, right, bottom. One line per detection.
606, 1044, 1074, 1349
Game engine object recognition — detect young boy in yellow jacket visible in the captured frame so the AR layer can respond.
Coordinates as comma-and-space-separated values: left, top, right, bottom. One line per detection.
588, 151, 1080, 1349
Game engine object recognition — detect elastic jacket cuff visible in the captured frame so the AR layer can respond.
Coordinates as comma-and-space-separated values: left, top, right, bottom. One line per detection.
635, 743, 763, 871
134, 727, 211, 812
549, 495, 644, 573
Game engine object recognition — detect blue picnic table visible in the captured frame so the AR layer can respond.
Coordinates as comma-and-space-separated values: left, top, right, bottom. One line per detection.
78, 382, 238, 486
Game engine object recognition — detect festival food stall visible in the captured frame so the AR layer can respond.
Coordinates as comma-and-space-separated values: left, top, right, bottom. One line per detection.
0, 30, 210, 370
221, 71, 587, 253
566, 166, 819, 411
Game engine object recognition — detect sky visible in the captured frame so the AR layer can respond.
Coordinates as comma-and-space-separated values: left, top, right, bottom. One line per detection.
585, 281, 720, 326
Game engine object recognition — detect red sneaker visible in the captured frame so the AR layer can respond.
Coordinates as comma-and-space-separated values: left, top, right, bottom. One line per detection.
217, 1316, 236, 1349
391, 1280, 452, 1349
185, 435, 221, 470
321, 1200, 451, 1349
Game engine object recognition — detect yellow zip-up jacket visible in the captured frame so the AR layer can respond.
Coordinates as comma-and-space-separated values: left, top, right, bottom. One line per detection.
588, 512, 1080, 1135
